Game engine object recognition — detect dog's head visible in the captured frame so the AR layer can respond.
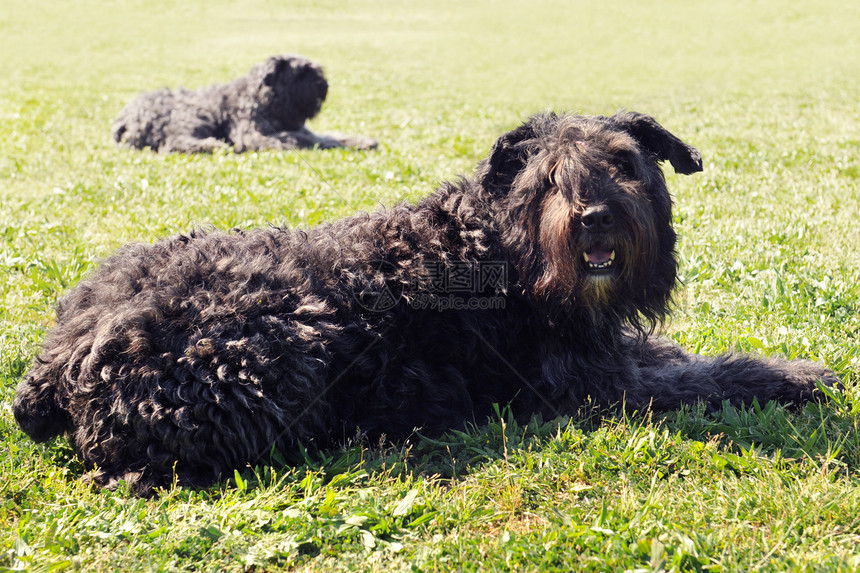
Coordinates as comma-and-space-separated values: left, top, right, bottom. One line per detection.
250, 54, 329, 130
477, 111, 702, 332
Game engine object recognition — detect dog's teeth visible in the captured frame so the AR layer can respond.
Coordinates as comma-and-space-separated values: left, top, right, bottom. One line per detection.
586, 253, 615, 270
583, 253, 590, 263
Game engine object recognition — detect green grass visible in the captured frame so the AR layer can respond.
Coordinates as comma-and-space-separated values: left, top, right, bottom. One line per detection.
2, 0, 860, 570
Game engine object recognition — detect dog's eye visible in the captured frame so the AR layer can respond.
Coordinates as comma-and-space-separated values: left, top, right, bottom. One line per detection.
613, 157, 636, 178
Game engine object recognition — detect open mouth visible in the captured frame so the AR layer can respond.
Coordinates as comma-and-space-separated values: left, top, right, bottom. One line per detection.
583, 248, 616, 272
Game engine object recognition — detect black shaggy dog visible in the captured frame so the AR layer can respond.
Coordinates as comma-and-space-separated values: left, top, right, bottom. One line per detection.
15, 111, 839, 494
112, 54, 378, 153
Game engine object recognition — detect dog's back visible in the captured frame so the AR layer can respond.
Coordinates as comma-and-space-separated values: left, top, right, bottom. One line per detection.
111, 88, 180, 150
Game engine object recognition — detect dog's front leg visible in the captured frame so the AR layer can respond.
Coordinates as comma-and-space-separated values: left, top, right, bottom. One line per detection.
309, 131, 379, 150
235, 127, 377, 151
162, 134, 229, 153
628, 337, 839, 411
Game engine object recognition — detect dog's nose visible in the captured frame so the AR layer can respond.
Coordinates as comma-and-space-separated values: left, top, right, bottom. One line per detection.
581, 206, 615, 232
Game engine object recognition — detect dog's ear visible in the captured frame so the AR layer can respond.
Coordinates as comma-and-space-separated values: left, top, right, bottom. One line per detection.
262, 57, 290, 87
478, 115, 546, 191
610, 112, 703, 175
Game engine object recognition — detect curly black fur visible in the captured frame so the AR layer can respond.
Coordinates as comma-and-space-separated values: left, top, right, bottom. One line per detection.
112, 54, 378, 153
15, 111, 839, 494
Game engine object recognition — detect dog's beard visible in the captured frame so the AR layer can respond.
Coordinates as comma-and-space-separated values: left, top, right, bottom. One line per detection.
580, 270, 616, 308
576, 271, 622, 331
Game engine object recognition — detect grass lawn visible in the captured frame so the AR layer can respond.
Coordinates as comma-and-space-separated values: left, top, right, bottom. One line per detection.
2, 0, 860, 570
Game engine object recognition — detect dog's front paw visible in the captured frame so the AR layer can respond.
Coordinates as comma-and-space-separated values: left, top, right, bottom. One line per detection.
784, 360, 843, 402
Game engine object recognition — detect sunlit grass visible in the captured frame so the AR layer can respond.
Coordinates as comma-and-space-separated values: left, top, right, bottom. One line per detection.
1, 0, 859, 570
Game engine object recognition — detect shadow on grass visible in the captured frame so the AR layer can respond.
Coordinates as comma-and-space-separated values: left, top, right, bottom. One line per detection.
16, 379, 855, 504
202, 381, 860, 499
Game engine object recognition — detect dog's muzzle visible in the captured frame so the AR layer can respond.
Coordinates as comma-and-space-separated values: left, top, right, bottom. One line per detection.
580, 205, 618, 274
